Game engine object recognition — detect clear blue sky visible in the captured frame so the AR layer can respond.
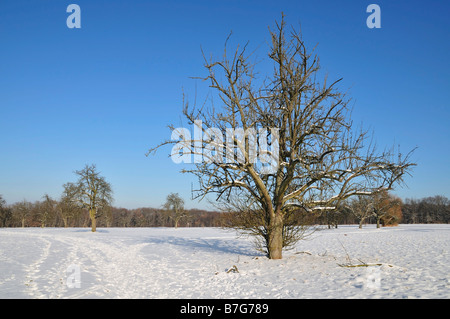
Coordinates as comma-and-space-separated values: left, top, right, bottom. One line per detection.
0, 0, 449, 209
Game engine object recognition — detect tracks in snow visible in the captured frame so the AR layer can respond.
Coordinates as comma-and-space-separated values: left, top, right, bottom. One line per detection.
18, 231, 155, 298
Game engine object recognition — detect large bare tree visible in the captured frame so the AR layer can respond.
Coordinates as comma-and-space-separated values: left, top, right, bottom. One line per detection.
63, 164, 113, 232
148, 16, 415, 259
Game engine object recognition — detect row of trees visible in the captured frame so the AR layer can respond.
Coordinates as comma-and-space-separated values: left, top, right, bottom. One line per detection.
0, 195, 221, 228
402, 196, 450, 224
288, 194, 450, 228
2, 191, 448, 229
0, 165, 221, 229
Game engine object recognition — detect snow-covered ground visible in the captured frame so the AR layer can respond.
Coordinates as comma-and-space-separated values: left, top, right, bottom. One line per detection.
0, 224, 449, 299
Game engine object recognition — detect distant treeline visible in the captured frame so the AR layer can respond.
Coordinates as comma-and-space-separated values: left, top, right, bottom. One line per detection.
107, 207, 223, 228
0, 198, 222, 228
401, 196, 450, 224
313, 195, 450, 227
0, 195, 449, 228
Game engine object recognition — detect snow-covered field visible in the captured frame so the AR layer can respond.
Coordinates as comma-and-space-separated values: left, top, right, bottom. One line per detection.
0, 224, 449, 299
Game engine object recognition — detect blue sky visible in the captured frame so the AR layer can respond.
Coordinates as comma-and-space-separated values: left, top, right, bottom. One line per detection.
0, 0, 449, 209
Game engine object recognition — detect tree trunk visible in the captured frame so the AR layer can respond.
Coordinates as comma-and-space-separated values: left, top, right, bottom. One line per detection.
267, 213, 283, 259
376, 216, 381, 228
90, 208, 97, 232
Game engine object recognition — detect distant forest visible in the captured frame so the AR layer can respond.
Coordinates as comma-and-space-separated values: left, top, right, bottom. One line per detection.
0, 195, 449, 228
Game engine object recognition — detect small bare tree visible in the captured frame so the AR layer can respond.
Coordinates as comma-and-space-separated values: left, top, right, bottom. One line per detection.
372, 190, 402, 228
63, 164, 113, 232
346, 196, 375, 229
58, 184, 82, 228
38, 194, 57, 228
11, 200, 32, 228
148, 15, 415, 259
0, 195, 12, 227
163, 193, 189, 228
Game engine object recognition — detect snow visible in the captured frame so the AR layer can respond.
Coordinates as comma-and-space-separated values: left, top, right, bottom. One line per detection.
0, 224, 449, 299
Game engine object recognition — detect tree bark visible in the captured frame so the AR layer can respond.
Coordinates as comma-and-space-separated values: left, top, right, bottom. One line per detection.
90, 208, 97, 232
267, 213, 283, 259
376, 216, 381, 228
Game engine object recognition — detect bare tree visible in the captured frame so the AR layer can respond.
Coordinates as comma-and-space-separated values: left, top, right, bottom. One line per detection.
58, 184, 82, 228
372, 190, 402, 228
11, 200, 32, 228
148, 15, 415, 259
163, 193, 189, 228
100, 204, 113, 228
63, 164, 113, 232
345, 196, 374, 229
0, 195, 12, 227
37, 194, 57, 228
